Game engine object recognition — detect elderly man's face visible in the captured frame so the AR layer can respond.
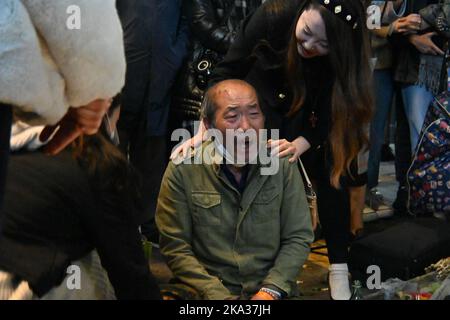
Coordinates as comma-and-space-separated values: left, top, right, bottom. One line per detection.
209, 82, 264, 165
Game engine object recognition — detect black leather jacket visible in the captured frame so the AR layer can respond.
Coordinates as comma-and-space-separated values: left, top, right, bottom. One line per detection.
171, 0, 262, 120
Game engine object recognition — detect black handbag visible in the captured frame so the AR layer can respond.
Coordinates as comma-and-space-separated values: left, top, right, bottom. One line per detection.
192, 5, 234, 90
193, 48, 221, 90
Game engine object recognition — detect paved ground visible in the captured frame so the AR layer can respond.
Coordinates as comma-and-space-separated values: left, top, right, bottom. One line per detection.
150, 161, 405, 300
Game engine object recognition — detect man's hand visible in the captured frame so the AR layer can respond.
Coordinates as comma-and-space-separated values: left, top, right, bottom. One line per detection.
409, 32, 445, 55
251, 291, 276, 300
39, 99, 112, 155
393, 14, 422, 34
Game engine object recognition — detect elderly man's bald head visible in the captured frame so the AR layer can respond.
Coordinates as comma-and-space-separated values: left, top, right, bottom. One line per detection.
201, 80, 260, 125
208, 79, 257, 103
200, 79, 265, 166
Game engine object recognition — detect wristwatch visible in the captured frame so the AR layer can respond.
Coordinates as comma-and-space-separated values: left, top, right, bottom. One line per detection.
259, 287, 282, 300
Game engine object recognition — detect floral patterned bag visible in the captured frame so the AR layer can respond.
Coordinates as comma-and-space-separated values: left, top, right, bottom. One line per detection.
407, 89, 450, 218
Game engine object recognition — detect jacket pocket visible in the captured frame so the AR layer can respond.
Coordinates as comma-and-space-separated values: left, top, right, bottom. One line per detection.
191, 192, 222, 226
251, 187, 280, 223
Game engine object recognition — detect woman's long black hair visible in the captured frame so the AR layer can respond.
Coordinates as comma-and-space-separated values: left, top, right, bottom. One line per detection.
280, 0, 374, 188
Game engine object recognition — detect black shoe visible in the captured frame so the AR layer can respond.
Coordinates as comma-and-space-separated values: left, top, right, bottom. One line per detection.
393, 185, 409, 217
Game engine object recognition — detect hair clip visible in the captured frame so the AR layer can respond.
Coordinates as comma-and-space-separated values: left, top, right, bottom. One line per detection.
334, 5, 342, 14
318, 0, 358, 29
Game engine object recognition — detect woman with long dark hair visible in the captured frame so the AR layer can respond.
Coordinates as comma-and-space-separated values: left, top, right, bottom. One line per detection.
173, 0, 374, 300
0, 98, 161, 300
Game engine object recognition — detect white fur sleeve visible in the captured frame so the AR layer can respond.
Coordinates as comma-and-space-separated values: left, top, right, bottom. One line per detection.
0, 0, 67, 124
21, 0, 126, 108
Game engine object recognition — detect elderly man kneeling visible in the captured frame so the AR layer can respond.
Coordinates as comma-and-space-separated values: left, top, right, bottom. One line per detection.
156, 80, 314, 300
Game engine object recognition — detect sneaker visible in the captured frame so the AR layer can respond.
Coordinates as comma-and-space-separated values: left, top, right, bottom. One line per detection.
376, 206, 394, 219
365, 188, 394, 220
328, 264, 351, 300
366, 188, 393, 215
365, 188, 384, 211
362, 205, 379, 222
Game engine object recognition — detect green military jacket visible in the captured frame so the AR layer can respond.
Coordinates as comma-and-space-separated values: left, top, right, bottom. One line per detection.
156, 142, 314, 299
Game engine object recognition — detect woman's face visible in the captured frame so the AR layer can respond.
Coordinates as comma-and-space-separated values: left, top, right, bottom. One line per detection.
295, 9, 329, 58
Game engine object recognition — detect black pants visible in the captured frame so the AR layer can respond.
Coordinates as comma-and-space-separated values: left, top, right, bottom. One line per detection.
0, 105, 12, 210
131, 135, 167, 237
119, 129, 167, 236
117, 0, 168, 239
116, 0, 154, 134
305, 146, 366, 264
316, 176, 351, 264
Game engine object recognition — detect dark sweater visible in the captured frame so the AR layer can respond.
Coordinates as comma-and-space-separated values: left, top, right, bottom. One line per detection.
0, 150, 161, 299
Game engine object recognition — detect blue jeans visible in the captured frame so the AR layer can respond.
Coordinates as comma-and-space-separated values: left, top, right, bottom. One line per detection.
368, 69, 395, 189
401, 85, 433, 153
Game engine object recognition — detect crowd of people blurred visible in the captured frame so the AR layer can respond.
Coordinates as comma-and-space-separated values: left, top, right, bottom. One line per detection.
0, 0, 448, 300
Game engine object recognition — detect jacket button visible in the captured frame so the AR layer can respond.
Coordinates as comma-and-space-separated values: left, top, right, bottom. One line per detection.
278, 93, 286, 99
